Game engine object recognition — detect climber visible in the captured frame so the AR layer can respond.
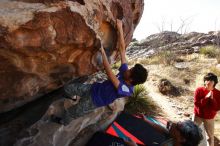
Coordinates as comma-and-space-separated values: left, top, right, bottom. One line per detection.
51, 19, 148, 125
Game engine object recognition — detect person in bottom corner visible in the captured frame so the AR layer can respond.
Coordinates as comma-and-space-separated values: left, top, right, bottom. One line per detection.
193, 72, 220, 146
124, 115, 203, 146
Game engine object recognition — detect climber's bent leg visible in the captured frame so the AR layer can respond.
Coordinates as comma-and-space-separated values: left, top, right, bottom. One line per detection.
63, 83, 92, 99
62, 86, 96, 125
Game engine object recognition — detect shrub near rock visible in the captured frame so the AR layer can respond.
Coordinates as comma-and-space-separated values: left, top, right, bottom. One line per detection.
124, 85, 154, 114
200, 45, 220, 58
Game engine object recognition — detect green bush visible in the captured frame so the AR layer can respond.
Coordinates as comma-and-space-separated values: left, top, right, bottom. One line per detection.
131, 41, 139, 46
200, 45, 220, 58
112, 61, 121, 70
124, 85, 154, 114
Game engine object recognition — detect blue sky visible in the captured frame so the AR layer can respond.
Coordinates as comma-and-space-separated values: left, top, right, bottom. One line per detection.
133, 0, 220, 40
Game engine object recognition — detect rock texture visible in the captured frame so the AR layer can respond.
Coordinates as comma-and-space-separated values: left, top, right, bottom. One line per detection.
127, 31, 220, 59
14, 98, 126, 146
0, 0, 144, 113
0, 71, 127, 146
158, 78, 181, 97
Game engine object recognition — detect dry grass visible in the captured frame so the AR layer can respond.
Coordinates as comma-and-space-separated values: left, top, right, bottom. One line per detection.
138, 56, 161, 65
210, 66, 220, 77
137, 51, 177, 65
200, 45, 220, 58
127, 58, 138, 66
137, 53, 201, 67
217, 55, 220, 64
180, 53, 200, 62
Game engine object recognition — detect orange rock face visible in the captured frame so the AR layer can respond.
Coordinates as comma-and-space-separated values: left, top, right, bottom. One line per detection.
0, 0, 144, 112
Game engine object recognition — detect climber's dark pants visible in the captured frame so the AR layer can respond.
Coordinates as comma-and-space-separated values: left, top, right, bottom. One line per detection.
62, 83, 97, 125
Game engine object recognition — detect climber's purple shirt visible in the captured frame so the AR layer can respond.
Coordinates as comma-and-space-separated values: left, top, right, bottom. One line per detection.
91, 63, 134, 107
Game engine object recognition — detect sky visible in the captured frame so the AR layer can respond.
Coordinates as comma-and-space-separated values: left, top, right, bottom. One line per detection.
133, 0, 220, 41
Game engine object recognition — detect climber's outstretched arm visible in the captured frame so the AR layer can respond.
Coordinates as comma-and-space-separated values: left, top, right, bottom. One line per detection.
100, 47, 120, 89
116, 19, 126, 64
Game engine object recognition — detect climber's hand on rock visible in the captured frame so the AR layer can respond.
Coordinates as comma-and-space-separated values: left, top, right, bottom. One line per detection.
116, 19, 123, 30
99, 46, 104, 52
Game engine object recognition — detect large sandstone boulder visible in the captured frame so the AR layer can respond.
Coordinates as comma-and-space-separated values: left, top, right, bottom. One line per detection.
0, 0, 144, 113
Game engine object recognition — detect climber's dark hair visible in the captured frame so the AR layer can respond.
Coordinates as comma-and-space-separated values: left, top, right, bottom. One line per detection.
204, 72, 218, 87
177, 120, 203, 146
130, 64, 148, 85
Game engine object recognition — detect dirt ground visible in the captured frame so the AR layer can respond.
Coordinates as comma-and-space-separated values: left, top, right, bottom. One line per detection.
133, 55, 220, 146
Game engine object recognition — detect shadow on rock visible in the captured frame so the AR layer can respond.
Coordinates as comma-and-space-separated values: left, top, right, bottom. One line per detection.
0, 88, 63, 146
